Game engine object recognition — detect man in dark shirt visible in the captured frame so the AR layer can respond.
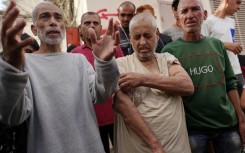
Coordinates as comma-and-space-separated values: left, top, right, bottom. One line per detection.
118, 1, 135, 56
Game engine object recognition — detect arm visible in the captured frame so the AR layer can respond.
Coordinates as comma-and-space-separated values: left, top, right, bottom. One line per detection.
227, 89, 245, 144
241, 88, 245, 110
119, 64, 194, 96
0, 1, 32, 126
88, 18, 120, 103
113, 90, 166, 153
92, 56, 119, 103
0, 58, 31, 126
224, 42, 242, 55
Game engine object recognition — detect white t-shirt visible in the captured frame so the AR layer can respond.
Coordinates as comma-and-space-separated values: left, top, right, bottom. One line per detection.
202, 15, 242, 75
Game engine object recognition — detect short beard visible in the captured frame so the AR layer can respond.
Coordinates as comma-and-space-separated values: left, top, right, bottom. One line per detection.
133, 44, 157, 60
37, 27, 65, 45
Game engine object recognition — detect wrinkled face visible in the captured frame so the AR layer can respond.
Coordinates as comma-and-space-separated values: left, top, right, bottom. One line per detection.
178, 0, 207, 33
227, 0, 241, 15
80, 14, 102, 41
118, 4, 135, 29
32, 4, 65, 45
130, 22, 158, 61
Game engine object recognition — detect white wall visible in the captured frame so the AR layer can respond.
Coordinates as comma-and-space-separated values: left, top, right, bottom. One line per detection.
158, 0, 213, 32
79, 0, 162, 34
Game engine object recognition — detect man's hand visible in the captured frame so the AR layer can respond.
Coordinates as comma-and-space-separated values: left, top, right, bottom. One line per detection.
224, 42, 243, 55
1, 0, 33, 69
119, 72, 145, 91
89, 18, 119, 61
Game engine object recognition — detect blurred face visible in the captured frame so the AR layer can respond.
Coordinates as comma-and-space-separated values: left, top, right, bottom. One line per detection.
80, 14, 102, 41
178, 0, 207, 33
118, 4, 135, 29
130, 22, 159, 61
226, 0, 241, 15
32, 4, 65, 45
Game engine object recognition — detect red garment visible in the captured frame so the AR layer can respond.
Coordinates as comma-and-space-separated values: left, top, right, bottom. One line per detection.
72, 45, 123, 126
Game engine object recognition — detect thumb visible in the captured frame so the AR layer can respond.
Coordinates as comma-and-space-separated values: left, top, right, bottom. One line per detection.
88, 28, 97, 44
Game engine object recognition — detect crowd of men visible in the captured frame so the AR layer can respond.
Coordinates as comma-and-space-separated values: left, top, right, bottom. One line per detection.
0, 0, 244, 153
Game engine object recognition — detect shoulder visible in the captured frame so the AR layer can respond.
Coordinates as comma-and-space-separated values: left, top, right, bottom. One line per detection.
156, 53, 180, 66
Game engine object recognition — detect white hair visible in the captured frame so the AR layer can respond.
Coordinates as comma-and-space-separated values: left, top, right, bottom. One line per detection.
129, 12, 157, 33
32, 1, 59, 23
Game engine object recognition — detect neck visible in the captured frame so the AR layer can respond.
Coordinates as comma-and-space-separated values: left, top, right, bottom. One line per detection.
214, 4, 227, 18
34, 43, 62, 54
182, 32, 202, 41
84, 39, 92, 49
139, 55, 159, 73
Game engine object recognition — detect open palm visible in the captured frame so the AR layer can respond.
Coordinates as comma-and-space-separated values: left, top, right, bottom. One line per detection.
89, 18, 119, 61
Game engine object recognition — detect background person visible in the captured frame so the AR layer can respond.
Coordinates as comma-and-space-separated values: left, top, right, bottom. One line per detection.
135, 4, 172, 53
118, 1, 135, 56
163, 0, 245, 152
72, 11, 124, 153
113, 13, 193, 153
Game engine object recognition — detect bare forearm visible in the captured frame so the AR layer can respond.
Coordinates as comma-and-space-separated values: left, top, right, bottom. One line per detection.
142, 74, 194, 96
113, 90, 164, 151
227, 89, 245, 123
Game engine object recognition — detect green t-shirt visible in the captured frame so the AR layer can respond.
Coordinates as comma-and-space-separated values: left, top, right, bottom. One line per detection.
162, 36, 237, 130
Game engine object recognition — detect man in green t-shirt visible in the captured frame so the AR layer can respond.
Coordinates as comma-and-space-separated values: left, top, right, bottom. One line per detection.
162, 0, 245, 152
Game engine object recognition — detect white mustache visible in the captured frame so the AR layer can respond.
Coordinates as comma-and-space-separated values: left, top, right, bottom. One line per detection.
46, 28, 62, 34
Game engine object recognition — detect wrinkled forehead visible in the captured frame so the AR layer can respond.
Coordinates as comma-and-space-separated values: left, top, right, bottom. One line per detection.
178, 0, 203, 10
34, 3, 63, 18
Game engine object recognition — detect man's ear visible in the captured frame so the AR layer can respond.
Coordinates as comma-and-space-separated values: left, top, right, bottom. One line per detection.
31, 25, 37, 36
204, 10, 208, 20
156, 28, 160, 41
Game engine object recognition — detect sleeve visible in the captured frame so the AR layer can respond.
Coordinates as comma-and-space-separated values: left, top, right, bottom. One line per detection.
221, 42, 237, 91
91, 54, 120, 103
201, 20, 211, 36
0, 58, 31, 126
164, 52, 180, 67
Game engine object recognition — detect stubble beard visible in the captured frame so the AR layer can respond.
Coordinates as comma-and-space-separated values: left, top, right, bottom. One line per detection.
37, 27, 65, 45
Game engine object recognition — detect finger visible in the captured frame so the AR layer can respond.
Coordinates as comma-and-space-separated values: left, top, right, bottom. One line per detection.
112, 46, 117, 56
2, 4, 19, 31
238, 45, 243, 52
88, 28, 97, 45
18, 38, 34, 50
112, 21, 118, 40
105, 18, 113, 36
3, 0, 16, 19
120, 73, 127, 79
119, 82, 128, 90
114, 31, 120, 46
6, 19, 26, 40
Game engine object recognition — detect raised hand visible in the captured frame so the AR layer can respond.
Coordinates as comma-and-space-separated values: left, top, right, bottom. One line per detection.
88, 18, 119, 61
1, 0, 33, 69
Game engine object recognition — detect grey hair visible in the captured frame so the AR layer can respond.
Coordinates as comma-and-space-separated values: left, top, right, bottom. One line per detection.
32, 1, 58, 23
129, 12, 157, 33
178, 0, 204, 12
